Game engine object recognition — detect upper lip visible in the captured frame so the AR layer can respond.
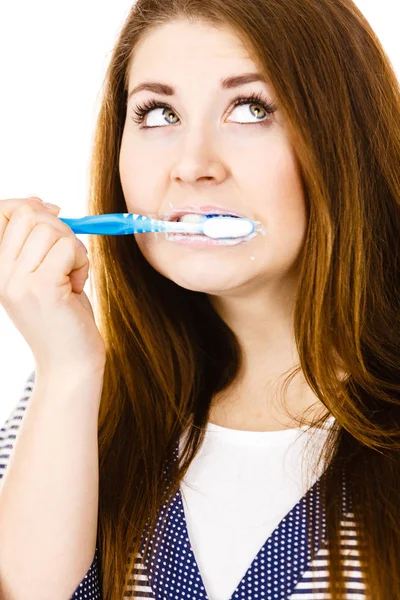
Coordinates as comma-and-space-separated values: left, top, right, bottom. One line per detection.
164, 205, 247, 222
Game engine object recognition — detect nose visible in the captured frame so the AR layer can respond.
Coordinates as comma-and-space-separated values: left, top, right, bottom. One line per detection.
171, 159, 227, 185
170, 125, 228, 185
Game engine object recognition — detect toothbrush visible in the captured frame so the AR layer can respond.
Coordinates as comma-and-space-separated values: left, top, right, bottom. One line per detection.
59, 213, 257, 239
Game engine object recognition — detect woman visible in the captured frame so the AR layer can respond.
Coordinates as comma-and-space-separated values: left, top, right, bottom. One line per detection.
1, 0, 399, 598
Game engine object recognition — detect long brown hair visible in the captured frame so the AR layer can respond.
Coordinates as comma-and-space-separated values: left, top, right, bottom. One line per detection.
87, 0, 400, 597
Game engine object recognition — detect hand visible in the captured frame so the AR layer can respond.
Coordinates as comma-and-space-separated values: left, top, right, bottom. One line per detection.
0, 197, 106, 376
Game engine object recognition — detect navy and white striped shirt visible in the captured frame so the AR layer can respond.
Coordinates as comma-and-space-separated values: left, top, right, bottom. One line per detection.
0, 371, 367, 599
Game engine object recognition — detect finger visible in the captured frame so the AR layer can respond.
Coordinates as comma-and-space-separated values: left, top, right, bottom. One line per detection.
0, 197, 47, 224
34, 236, 90, 296
0, 205, 88, 285
16, 222, 87, 275
0, 203, 73, 255
0, 204, 39, 266
0, 199, 57, 246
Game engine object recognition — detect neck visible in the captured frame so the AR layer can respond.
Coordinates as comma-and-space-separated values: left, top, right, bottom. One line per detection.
207, 284, 333, 432
208, 369, 328, 432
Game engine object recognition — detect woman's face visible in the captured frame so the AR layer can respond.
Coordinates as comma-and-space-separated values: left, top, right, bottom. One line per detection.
119, 20, 307, 296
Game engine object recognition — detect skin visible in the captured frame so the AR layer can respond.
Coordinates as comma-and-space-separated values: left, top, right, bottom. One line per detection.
119, 19, 330, 431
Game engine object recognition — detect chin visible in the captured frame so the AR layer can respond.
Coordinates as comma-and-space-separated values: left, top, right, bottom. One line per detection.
137, 241, 255, 292
161, 265, 248, 295
170, 278, 238, 294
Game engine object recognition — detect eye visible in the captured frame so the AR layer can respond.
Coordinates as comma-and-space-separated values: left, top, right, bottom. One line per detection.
227, 93, 277, 125
130, 92, 277, 129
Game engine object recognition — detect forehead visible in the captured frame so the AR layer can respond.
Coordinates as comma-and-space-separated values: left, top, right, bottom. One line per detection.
127, 20, 256, 83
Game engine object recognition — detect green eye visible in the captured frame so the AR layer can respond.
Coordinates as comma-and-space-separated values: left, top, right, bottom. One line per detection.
131, 92, 277, 129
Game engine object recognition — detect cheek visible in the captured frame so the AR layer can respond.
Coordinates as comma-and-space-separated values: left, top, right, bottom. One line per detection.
256, 141, 306, 233
246, 145, 308, 270
134, 234, 153, 259
119, 139, 161, 217
134, 235, 203, 290
134, 234, 169, 274
265, 186, 308, 268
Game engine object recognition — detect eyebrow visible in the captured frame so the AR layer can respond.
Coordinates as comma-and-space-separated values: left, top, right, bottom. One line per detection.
127, 73, 267, 102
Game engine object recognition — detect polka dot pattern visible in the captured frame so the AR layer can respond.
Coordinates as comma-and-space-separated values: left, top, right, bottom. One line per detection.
231, 478, 325, 600
70, 546, 101, 599
56, 449, 366, 600
138, 443, 350, 600
67, 442, 357, 600
144, 490, 210, 598
3, 374, 365, 599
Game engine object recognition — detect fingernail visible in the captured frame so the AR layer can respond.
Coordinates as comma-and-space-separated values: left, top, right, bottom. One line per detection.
43, 202, 61, 211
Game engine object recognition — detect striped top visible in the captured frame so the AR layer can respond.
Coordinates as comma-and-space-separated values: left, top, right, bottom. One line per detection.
0, 371, 368, 599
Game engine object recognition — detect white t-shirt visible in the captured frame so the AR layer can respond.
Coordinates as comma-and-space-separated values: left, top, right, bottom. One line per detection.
179, 415, 336, 600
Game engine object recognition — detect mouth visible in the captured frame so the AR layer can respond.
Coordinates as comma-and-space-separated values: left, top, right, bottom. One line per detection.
166, 207, 245, 223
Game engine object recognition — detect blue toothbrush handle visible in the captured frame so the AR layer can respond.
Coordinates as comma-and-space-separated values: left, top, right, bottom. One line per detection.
59, 214, 164, 236
59, 213, 257, 238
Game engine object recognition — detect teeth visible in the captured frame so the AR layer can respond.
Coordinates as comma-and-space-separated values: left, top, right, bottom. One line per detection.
177, 213, 237, 223
178, 214, 208, 224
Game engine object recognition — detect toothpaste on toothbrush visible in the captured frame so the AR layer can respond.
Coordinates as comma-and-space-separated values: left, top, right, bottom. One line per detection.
175, 213, 257, 239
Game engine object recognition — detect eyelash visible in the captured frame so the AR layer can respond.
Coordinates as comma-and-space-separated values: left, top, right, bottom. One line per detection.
130, 92, 277, 129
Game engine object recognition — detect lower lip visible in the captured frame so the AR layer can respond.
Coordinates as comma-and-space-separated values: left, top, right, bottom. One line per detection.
165, 233, 247, 247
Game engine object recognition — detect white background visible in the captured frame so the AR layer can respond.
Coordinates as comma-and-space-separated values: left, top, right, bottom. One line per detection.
0, 1, 399, 425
